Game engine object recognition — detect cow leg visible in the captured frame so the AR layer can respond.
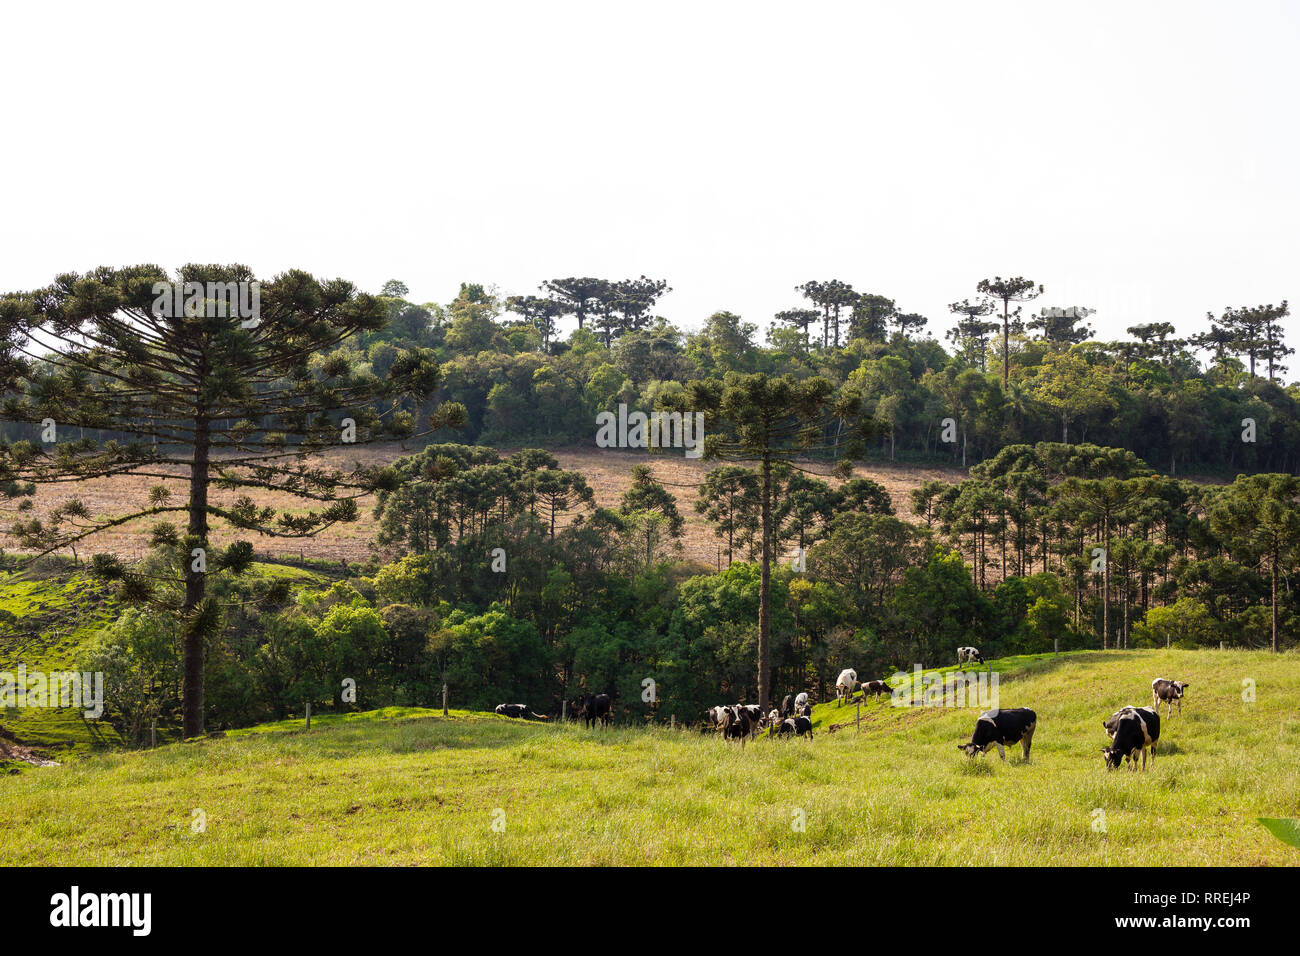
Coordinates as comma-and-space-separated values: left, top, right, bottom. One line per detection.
996, 743, 1006, 761
1021, 726, 1034, 762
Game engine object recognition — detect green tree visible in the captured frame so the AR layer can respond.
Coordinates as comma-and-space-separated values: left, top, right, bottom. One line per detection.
1029, 352, 1116, 443
947, 299, 998, 370
1210, 474, 1300, 652
668, 372, 855, 708
694, 464, 760, 566
975, 275, 1042, 387
1, 265, 460, 736
620, 464, 684, 538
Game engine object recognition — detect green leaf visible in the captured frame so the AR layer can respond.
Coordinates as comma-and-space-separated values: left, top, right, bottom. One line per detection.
1258, 818, 1300, 848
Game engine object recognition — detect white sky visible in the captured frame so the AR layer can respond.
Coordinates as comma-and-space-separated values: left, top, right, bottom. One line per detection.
2, 0, 1297, 360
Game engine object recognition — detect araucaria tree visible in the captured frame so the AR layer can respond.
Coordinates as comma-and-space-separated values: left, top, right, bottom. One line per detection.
668, 372, 861, 709
1210, 474, 1300, 653
0, 264, 460, 737
946, 299, 997, 370
975, 276, 1043, 387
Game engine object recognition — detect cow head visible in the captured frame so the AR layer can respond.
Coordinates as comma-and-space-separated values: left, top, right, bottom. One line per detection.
1101, 747, 1124, 770
958, 741, 988, 758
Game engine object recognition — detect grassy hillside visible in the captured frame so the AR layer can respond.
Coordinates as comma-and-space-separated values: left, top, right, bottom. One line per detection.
2, 648, 1297, 865
0, 566, 122, 759
0, 562, 332, 769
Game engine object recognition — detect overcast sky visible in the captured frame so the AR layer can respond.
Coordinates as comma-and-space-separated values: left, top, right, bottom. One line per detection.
2, 0, 1296, 357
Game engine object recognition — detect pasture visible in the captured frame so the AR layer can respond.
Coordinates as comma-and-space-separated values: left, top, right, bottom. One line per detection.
2, 648, 1297, 865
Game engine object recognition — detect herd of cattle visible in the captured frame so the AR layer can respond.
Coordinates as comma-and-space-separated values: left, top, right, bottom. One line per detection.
496, 693, 612, 728
951, 675, 1189, 769
493, 650, 1195, 771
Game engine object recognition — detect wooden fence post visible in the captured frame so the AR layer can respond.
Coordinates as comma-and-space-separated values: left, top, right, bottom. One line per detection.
670, 714, 675, 731
151, 719, 156, 749
305, 701, 311, 730
442, 683, 448, 716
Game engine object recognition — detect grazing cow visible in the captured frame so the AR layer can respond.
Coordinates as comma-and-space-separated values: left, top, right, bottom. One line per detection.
724, 709, 753, 748
956, 646, 984, 666
774, 715, 814, 739
578, 693, 613, 729
1103, 705, 1160, 770
835, 669, 858, 707
958, 708, 1037, 761
861, 679, 890, 699
1151, 678, 1189, 717
794, 692, 809, 711
738, 703, 764, 734
797, 702, 812, 718
767, 708, 781, 730
781, 694, 795, 718
494, 703, 548, 720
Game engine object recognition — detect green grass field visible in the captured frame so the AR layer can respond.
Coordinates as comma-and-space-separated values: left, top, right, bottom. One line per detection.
2, 648, 1297, 865
0, 561, 332, 766
0, 566, 123, 757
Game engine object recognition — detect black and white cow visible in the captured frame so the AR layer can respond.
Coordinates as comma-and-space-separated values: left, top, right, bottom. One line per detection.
775, 715, 814, 739
797, 703, 812, 718
706, 705, 733, 736
861, 679, 891, 699
494, 703, 547, 720
835, 669, 858, 707
1151, 678, 1189, 717
956, 646, 984, 666
1102, 705, 1160, 770
724, 708, 753, 747
794, 692, 810, 711
781, 694, 796, 718
958, 708, 1037, 761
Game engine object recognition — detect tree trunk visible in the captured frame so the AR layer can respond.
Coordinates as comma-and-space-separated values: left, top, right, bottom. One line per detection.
182, 415, 211, 738
1102, 519, 1110, 651
1272, 554, 1279, 653
758, 453, 772, 710
1001, 307, 1010, 388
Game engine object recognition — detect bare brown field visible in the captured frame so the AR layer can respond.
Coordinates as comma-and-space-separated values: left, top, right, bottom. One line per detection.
1, 444, 965, 568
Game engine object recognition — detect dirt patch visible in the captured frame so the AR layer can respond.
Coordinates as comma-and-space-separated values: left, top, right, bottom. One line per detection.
1, 443, 963, 568
0, 727, 60, 767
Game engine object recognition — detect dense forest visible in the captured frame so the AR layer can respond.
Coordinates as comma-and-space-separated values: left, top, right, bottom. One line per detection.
358, 277, 1297, 475
3, 269, 1298, 741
